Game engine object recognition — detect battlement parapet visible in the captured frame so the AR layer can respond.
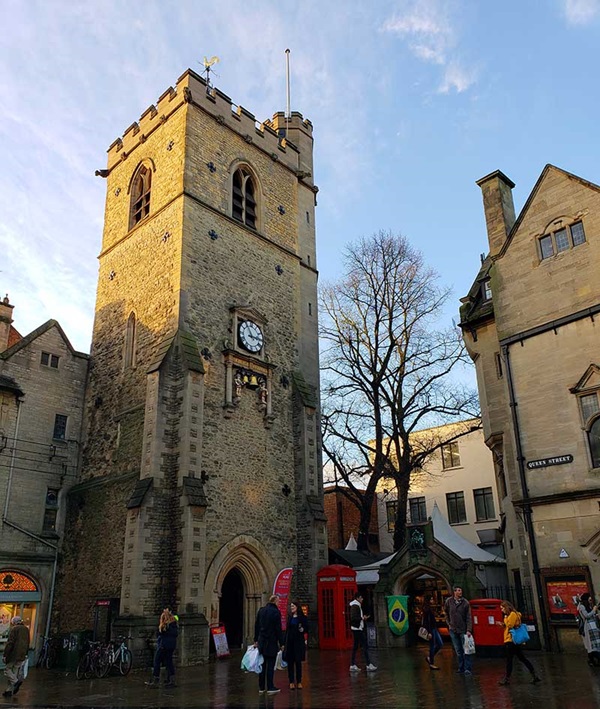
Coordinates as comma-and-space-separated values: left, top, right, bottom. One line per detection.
106, 68, 313, 175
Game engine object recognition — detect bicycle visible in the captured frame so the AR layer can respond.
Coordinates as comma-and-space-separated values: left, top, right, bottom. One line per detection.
76, 640, 106, 680
36, 635, 59, 669
99, 635, 133, 677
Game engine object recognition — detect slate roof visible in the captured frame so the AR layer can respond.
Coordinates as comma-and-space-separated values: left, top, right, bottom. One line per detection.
0, 374, 24, 397
0, 319, 88, 360
182, 475, 208, 506
126, 477, 153, 509
147, 329, 205, 374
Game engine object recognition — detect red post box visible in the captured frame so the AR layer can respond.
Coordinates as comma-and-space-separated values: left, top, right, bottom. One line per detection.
317, 565, 357, 650
470, 598, 505, 657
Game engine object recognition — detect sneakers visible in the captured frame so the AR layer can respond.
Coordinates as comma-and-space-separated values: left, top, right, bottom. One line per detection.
267, 688, 280, 695
464, 670, 472, 675
531, 676, 542, 684
289, 683, 296, 690
349, 664, 361, 672
498, 677, 510, 686
429, 663, 440, 670
296, 682, 303, 689
366, 663, 378, 672
145, 677, 159, 687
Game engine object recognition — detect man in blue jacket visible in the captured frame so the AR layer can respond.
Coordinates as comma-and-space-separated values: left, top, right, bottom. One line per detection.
254, 595, 284, 695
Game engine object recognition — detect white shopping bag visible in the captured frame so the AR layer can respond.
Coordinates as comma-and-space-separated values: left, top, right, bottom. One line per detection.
241, 645, 264, 674
463, 634, 476, 655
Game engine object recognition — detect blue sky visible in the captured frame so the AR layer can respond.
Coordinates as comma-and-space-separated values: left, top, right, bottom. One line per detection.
1, 0, 599, 353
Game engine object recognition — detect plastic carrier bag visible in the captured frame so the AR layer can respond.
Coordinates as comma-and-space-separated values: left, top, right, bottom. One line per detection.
275, 649, 288, 670
463, 634, 476, 655
241, 646, 264, 674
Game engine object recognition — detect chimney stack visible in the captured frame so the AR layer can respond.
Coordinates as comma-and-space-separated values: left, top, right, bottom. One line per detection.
476, 170, 516, 258
0, 295, 14, 352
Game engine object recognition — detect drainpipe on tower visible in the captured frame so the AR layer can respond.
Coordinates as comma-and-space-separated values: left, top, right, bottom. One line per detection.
502, 343, 552, 650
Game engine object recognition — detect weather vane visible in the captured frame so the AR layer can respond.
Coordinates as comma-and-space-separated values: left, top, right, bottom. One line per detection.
201, 56, 220, 94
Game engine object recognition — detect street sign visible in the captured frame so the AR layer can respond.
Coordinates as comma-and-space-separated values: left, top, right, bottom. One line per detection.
526, 454, 573, 470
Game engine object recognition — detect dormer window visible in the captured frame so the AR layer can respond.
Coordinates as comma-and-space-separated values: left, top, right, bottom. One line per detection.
539, 220, 586, 260
483, 281, 492, 301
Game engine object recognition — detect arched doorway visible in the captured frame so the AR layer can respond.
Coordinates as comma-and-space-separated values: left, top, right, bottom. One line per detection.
220, 568, 245, 649
0, 570, 41, 667
401, 569, 451, 645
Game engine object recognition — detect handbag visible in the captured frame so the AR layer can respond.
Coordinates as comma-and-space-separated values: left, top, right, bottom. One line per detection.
463, 633, 476, 655
509, 624, 530, 644
418, 626, 431, 641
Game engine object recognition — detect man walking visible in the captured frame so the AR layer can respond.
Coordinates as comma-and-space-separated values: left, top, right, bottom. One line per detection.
349, 592, 377, 673
254, 594, 284, 695
3, 616, 30, 698
444, 586, 473, 675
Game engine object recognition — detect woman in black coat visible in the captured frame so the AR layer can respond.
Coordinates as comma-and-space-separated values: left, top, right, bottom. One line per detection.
284, 601, 308, 689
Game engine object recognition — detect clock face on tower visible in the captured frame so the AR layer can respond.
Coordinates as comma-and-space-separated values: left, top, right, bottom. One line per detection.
238, 320, 264, 353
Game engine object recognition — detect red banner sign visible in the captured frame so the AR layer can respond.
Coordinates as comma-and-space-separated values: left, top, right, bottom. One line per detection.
273, 567, 293, 631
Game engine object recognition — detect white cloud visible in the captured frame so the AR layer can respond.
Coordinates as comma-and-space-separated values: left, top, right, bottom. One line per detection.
381, 0, 477, 94
438, 62, 476, 94
563, 0, 600, 25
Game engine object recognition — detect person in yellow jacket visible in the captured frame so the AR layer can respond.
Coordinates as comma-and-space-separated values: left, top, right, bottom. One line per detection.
496, 601, 541, 686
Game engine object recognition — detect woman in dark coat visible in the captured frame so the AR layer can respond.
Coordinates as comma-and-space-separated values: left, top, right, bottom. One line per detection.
284, 601, 308, 689
145, 609, 179, 688
422, 595, 443, 670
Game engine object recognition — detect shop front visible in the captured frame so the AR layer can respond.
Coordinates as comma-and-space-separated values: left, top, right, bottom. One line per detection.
0, 570, 41, 667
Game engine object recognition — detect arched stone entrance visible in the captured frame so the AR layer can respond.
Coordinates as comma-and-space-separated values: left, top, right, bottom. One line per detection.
0, 570, 41, 667
205, 535, 277, 648
395, 566, 451, 646
220, 568, 244, 648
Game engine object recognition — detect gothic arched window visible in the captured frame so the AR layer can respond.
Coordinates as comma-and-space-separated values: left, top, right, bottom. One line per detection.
124, 312, 137, 369
232, 167, 257, 230
588, 417, 600, 469
130, 164, 152, 228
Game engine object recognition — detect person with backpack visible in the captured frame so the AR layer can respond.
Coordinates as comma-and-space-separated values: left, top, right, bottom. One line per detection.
577, 593, 600, 666
496, 600, 541, 685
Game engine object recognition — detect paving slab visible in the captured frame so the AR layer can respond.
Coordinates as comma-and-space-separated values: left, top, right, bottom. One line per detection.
4, 646, 600, 708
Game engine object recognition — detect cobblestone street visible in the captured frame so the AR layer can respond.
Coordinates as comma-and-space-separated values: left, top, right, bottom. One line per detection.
4, 646, 600, 708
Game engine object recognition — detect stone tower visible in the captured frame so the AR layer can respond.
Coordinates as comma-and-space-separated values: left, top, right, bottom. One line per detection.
58, 69, 326, 663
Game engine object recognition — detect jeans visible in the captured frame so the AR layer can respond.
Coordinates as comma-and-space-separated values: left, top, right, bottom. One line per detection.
428, 629, 443, 663
153, 647, 175, 678
259, 654, 277, 691
351, 629, 371, 666
449, 630, 472, 672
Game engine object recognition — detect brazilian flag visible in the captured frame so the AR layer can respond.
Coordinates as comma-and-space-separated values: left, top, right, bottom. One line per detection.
387, 595, 409, 636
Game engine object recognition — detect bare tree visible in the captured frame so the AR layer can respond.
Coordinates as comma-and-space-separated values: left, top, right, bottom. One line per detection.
320, 231, 479, 551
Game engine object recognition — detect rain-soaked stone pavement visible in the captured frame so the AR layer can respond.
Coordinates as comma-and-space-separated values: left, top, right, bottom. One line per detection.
5, 645, 600, 708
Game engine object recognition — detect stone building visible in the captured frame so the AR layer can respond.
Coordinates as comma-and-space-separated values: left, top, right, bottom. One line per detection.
0, 296, 88, 660
57, 69, 326, 663
459, 165, 600, 651
378, 423, 502, 554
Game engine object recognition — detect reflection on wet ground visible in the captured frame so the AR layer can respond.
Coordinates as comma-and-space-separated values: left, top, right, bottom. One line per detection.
7, 644, 600, 708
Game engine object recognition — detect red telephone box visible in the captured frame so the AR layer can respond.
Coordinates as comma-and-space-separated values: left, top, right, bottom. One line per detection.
317, 565, 357, 650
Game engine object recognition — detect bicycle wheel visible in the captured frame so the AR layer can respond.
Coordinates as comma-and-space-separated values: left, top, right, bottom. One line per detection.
96, 648, 112, 678
119, 648, 132, 676
76, 656, 88, 680
46, 646, 58, 670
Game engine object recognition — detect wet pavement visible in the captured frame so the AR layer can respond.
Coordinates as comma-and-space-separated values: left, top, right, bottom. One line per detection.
5, 646, 600, 708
